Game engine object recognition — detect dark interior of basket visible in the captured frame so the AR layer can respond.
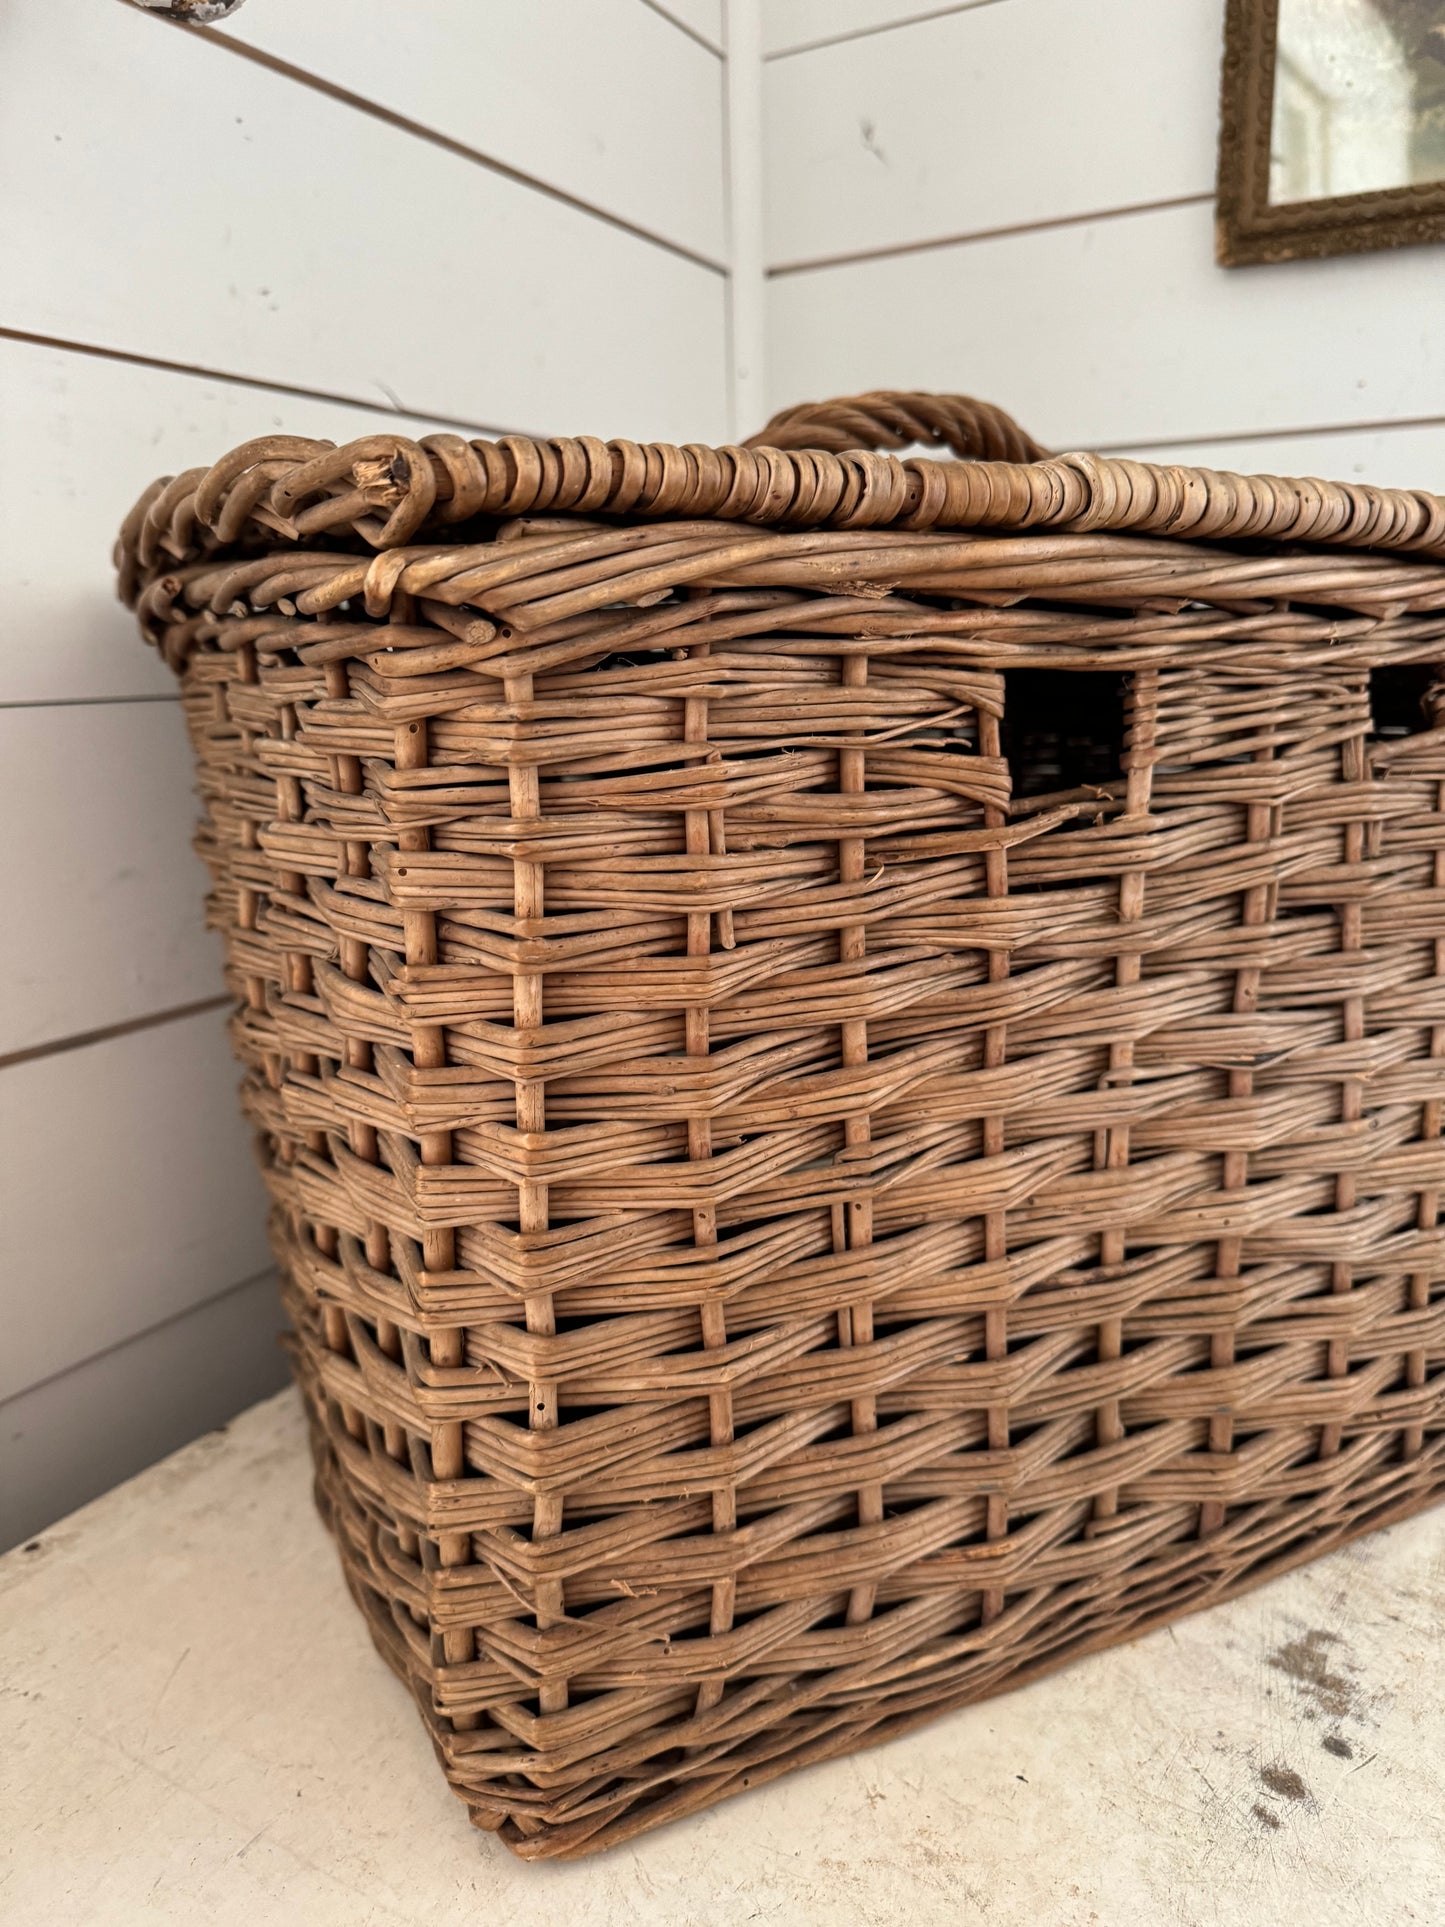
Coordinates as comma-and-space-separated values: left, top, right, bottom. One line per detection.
1001, 662, 1439, 798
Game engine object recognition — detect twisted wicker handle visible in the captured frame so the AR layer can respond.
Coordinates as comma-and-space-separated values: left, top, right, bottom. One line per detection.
748, 389, 1051, 465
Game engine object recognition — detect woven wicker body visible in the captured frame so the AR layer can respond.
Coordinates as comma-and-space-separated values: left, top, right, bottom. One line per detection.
118, 391, 1445, 1858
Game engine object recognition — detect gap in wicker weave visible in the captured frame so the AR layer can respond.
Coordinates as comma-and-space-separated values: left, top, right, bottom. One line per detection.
585, 643, 678, 674
1001, 668, 1127, 798
1370, 662, 1441, 740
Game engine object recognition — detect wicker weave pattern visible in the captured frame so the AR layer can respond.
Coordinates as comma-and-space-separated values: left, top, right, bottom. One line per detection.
119, 392, 1445, 1858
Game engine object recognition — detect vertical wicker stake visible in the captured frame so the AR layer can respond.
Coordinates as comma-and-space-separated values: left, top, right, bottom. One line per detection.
233, 633, 287, 1280
976, 692, 1011, 1624
1200, 708, 1278, 1537
272, 693, 315, 1028
837, 649, 882, 1629
304, 655, 348, 1379
234, 639, 268, 1026
361, 628, 404, 1472
336, 649, 389, 1371
684, 645, 735, 1715
504, 670, 567, 1719
392, 689, 476, 1711
232, 634, 286, 1214
1404, 677, 1445, 1459
270, 684, 318, 1127
1093, 670, 1157, 1523
240, 635, 306, 1418
315, 658, 369, 1447
1319, 697, 1370, 1461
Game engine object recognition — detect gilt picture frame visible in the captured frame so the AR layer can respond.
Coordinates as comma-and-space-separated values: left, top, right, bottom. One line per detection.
1218, 0, 1445, 266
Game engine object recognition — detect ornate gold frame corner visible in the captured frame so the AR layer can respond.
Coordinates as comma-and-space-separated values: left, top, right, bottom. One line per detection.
1217, 0, 1445, 268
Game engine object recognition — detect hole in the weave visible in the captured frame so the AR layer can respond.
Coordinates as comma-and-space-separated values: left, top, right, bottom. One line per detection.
547, 1403, 612, 1427
808, 1603, 857, 1633
539, 1683, 608, 1711
874, 1494, 934, 1519
1001, 670, 1127, 798
582, 647, 676, 676
1369, 663, 1439, 740
724, 1413, 778, 1447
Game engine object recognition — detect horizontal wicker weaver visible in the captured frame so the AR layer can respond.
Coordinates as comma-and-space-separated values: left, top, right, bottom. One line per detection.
118, 389, 1445, 1857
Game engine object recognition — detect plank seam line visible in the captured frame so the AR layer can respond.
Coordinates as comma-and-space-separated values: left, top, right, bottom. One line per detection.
0, 694, 181, 712
0, 1265, 279, 1415
0, 996, 232, 1075
1093, 412, 1445, 456
639, 0, 725, 57
125, 2, 730, 275
0, 326, 528, 438
767, 0, 1005, 60
767, 193, 1214, 276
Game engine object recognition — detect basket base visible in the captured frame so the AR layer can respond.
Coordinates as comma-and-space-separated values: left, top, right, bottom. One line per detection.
288, 1339, 1445, 1861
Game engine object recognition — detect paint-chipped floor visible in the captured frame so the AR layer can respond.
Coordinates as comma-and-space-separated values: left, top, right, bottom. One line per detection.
3, 1390, 1442, 1926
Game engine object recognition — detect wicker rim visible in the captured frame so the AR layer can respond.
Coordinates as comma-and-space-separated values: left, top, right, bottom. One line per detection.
115, 388, 1445, 609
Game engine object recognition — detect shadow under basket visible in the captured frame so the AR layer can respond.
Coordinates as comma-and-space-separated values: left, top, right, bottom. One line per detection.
116, 388, 1445, 1858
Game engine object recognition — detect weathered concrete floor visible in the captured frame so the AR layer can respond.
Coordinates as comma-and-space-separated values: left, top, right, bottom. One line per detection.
3, 1389, 1442, 1926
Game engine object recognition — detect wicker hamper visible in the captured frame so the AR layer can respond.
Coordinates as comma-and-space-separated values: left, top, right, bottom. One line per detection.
117, 390, 1445, 1857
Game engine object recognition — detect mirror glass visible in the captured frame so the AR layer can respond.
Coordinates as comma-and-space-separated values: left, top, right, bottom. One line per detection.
1269, 0, 1445, 204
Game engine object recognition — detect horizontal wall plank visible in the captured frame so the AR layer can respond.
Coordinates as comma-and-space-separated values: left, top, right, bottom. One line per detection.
0, 0, 728, 445
0, 700, 224, 1055
0, 335, 487, 707
0, 1271, 288, 1552
764, 0, 993, 57
766, 199, 1445, 451
218, 0, 726, 263
765, 0, 1217, 267
647, 0, 724, 51
0, 1007, 270, 1403
1112, 421, 1445, 496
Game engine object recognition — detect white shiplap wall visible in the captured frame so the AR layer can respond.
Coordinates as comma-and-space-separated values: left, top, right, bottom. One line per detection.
0, 0, 733, 1548
762, 0, 1445, 491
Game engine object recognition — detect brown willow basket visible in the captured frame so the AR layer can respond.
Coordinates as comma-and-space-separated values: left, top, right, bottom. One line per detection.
118, 389, 1445, 1858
